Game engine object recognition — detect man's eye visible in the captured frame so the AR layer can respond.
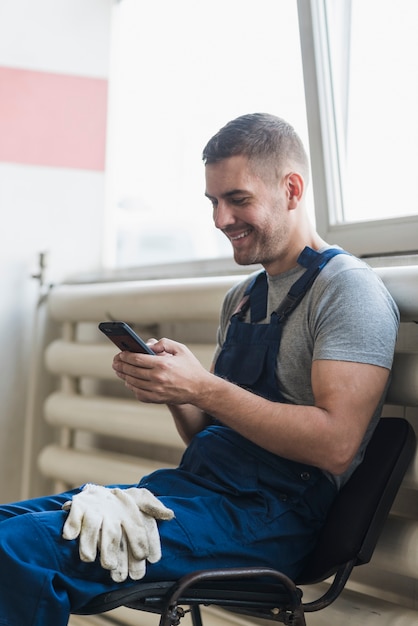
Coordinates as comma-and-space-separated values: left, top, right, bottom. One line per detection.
232, 197, 249, 205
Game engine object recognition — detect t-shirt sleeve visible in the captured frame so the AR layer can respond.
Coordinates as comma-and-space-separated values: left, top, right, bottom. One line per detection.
311, 266, 400, 369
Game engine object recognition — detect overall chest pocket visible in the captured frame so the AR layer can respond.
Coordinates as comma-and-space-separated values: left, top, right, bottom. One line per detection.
216, 342, 269, 386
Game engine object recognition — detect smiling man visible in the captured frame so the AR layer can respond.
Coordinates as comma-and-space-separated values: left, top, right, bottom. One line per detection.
0, 113, 399, 625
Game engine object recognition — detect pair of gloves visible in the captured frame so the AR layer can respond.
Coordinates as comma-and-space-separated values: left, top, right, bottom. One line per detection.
62, 483, 174, 582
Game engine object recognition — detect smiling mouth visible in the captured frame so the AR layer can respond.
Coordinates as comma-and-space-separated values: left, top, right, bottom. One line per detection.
228, 228, 252, 241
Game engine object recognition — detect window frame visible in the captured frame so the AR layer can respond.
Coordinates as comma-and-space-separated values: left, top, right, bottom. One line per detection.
297, 0, 418, 258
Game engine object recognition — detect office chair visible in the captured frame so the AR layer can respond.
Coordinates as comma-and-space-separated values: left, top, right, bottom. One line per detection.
75, 417, 416, 626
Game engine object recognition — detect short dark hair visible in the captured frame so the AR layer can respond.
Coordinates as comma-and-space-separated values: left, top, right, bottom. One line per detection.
202, 113, 309, 182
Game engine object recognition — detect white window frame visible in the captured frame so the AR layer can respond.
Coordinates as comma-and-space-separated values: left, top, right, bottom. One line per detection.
297, 0, 418, 258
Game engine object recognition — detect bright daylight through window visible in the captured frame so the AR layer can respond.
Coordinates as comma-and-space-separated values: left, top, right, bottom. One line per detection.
104, 0, 309, 269
327, 0, 418, 223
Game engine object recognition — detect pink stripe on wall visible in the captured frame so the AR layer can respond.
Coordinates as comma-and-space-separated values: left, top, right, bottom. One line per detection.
0, 66, 108, 170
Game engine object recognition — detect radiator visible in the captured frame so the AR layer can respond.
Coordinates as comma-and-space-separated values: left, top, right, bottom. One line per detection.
35, 268, 418, 625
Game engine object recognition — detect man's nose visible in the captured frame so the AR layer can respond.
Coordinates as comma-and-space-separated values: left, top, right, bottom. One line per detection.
213, 201, 235, 230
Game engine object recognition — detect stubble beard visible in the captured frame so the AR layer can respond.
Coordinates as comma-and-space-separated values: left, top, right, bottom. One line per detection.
232, 225, 289, 267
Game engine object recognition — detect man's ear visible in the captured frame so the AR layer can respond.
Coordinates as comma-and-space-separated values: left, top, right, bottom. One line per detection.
286, 172, 304, 209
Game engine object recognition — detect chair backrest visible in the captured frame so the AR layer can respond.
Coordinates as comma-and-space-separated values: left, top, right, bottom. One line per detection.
298, 417, 416, 585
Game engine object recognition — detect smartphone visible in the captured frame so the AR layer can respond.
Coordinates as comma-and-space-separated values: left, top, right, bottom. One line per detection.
98, 321, 155, 355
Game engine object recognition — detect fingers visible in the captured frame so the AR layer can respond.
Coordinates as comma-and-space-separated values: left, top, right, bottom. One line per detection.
113, 338, 180, 371
113, 350, 154, 370
109, 533, 129, 583
78, 519, 101, 563
127, 543, 147, 580
109, 539, 147, 582
113, 489, 152, 561
121, 519, 149, 561
61, 484, 173, 583
99, 518, 124, 570
127, 488, 174, 520
62, 502, 84, 541
150, 337, 178, 356
112, 338, 197, 404
112, 355, 155, 395
143, 516, 162, 563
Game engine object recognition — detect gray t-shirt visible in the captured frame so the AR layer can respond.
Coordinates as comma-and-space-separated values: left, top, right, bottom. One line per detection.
215, 250, 400, 488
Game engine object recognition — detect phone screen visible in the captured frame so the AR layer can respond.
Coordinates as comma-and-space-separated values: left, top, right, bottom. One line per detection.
98, 321, 155, 355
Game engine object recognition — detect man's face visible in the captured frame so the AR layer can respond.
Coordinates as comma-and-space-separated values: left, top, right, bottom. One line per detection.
205, 155, 292, 273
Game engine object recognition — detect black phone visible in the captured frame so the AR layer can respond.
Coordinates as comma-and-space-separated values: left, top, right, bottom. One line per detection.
98, 321, 156, 355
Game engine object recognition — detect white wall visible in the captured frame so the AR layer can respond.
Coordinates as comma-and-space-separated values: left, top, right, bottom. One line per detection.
0, 0, 114, 501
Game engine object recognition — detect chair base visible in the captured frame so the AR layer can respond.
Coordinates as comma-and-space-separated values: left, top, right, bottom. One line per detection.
75, 567, 306, 625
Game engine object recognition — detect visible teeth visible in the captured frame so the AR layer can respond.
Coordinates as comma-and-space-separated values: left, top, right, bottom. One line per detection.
230, 229, 251, 241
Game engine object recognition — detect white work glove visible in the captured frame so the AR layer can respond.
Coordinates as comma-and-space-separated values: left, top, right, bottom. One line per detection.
62, 483, 174, 582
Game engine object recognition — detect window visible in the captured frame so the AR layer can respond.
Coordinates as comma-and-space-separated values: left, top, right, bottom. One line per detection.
104, 0, 309, 268
106, 0, 417, 267
299, 0, 418, 256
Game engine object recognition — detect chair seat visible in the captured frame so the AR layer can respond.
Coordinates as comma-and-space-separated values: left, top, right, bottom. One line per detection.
76, 568, 303, 622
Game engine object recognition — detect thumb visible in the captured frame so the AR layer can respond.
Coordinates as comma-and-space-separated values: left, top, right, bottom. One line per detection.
62, 503, 83, 540
151, 337, 179, 357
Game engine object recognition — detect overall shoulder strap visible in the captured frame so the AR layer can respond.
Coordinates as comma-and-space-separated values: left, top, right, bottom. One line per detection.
232, 247, 350, 324
232, 271, 268, 323
274, 247, 350, 321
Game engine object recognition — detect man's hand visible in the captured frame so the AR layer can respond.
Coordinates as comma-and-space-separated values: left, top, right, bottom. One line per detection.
62, 484, 174, 582
112, 338, 212, 406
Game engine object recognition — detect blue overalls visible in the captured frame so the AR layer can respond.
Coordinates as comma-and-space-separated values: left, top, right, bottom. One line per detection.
0, 247, 344, 625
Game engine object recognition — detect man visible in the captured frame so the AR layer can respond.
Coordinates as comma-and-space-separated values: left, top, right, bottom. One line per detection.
0, 113, 399, 625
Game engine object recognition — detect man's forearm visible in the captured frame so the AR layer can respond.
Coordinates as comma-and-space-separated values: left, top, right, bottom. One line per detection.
167, 404, 212, 445
190, 360, 389, 475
